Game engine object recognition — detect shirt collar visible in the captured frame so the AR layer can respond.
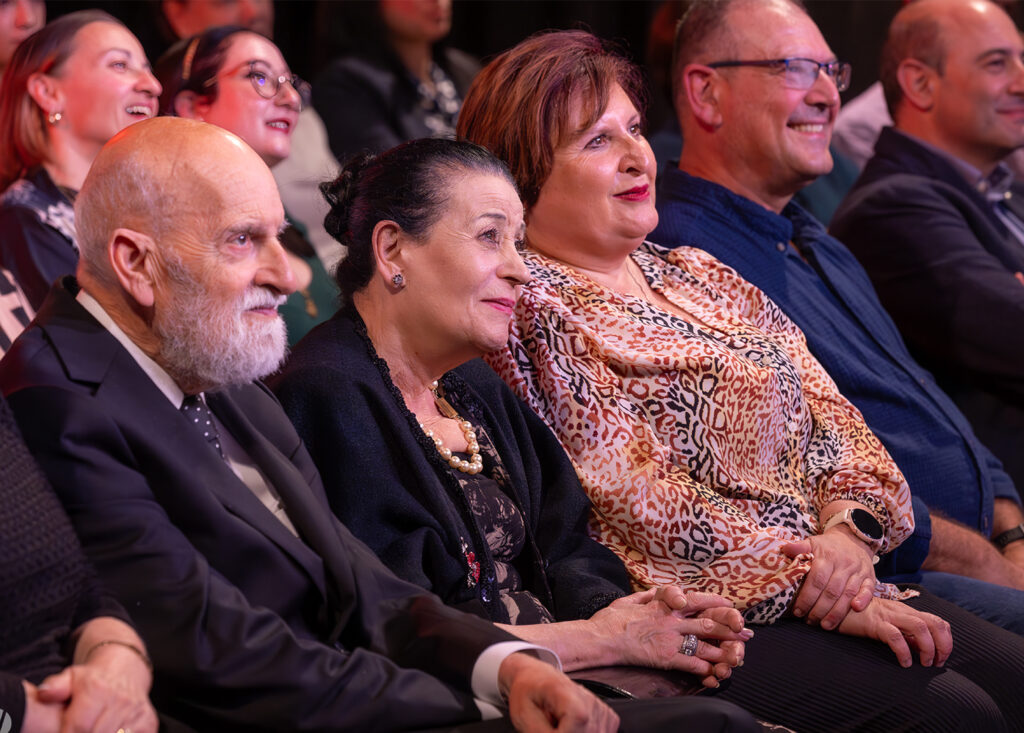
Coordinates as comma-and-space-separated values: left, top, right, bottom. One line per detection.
660, 166, 796, 245
76, 288, 187, 408
889, 128, 1014, 202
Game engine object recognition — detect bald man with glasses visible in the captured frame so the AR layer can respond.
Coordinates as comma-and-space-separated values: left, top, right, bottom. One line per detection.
650, 0, 1024, 635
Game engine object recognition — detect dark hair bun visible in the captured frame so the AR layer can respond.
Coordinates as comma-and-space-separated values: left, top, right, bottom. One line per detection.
321, 138, 515, 304
321, 152, 375, 245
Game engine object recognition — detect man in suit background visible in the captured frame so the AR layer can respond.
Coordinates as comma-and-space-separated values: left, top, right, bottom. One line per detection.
0, 117, 759, 732
831, 0, 1024, 499
650, 0, 1024, 633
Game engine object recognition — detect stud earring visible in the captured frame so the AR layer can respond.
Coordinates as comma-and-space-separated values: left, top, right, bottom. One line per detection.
47, 111, 63, 125
391, 273, 405, 287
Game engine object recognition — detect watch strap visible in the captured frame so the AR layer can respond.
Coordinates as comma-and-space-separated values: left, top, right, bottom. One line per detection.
993, 523, 1024, 549
821, 508, 883, 550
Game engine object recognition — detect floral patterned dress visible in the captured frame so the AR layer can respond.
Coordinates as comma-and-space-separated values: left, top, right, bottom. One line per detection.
485, 242, 915, 623
450, 432, 554, 625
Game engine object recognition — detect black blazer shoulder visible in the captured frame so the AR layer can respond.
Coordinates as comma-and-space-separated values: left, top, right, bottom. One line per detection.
0, 281, 515, 732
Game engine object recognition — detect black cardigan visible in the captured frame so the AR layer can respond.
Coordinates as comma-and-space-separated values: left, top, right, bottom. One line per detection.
271, 310, 629, 624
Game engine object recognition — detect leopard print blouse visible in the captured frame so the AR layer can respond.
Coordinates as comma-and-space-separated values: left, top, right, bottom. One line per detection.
485, 242, 915, 624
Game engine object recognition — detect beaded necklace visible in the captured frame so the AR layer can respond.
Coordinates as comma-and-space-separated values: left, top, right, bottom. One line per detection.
419, 381, 483, 475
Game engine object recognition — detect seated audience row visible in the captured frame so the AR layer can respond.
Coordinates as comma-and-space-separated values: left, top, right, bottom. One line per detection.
0, 116, 761, 733
3, 1, 1024, 731
271, 138, 749, 693
453, 21, 1024, 730
653, 0, 1024, 634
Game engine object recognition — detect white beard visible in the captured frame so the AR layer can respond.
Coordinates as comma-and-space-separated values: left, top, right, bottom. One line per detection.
154, 258, 288, 390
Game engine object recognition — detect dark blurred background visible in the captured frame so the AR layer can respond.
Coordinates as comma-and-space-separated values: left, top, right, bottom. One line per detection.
43, 0, 1020, 126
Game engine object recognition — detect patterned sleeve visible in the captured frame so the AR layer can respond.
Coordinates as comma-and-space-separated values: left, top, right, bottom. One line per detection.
676, 246, 915, 550
486, 250, 914, 625
488, 288, 804, 624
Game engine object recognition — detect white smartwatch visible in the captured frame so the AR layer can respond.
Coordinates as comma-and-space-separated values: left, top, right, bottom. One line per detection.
821, 507, 884, 552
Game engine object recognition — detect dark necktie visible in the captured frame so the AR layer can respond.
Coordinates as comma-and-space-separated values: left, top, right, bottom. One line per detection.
181, 394, 226, 460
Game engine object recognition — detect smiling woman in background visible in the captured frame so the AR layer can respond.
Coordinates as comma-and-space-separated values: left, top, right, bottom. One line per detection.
156, 26, 338, 345
0, 10, 160, 311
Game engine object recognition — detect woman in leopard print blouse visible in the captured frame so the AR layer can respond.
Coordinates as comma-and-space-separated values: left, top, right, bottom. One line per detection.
458, 28, 1024, 731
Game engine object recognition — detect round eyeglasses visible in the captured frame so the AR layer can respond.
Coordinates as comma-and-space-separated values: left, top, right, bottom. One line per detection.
244, 61, 312, 108
706, 57, 852, 93
205, 60, 312, 109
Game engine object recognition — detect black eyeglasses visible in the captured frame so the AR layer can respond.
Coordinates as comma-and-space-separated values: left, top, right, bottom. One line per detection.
706, 57, 851, 93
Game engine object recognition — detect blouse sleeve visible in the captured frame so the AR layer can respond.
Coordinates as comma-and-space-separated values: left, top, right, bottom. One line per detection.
679, 247, 915, 548
486, 253, 913, 625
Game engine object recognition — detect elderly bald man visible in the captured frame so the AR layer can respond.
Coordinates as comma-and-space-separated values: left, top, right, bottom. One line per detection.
0, 117, 760, 733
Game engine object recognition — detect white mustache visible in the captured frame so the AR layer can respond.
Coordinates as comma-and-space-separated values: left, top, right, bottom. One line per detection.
243, 289, 288, 311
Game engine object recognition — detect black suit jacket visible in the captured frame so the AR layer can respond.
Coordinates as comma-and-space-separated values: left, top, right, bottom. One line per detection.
831, 127, 1024, 491
0, 278, 519, 732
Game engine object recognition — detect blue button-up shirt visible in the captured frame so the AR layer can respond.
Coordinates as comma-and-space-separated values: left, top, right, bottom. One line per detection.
652, 167, 1018, 581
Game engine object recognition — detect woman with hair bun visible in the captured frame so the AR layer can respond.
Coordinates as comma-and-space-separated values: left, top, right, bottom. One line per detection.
270, 137, 757, 702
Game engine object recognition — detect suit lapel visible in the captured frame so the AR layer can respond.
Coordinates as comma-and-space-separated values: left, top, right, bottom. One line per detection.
208, 390, 357, 635
42, 281, 332, 600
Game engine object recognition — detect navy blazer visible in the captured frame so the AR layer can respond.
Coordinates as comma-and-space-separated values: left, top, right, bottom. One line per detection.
832, 127, 1024, 492
0, 278, 518, 732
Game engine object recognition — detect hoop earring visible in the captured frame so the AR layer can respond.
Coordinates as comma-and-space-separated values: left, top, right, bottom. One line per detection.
47, 111, 63, 125
391, 273, 405, 288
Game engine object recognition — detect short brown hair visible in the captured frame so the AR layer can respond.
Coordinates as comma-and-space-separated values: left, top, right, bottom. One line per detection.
671, 0, 807, 115
456, 29, 645, 208
0, 10, 123, 191
879, 8, 946, 120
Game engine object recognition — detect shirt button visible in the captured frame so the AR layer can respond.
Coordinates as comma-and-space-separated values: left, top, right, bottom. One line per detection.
776, 242, 787, 252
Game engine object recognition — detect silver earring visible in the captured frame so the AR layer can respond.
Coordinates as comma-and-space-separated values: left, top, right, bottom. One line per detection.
391, 273, 405, 287
47, 111, 62, 125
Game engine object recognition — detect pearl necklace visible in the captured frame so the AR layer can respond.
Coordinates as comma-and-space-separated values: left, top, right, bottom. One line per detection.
420, 381, 484, 475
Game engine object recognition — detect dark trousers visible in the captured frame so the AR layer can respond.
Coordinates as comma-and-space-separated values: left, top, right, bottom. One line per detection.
716, 587, 1024, 732
435, 696, 761, 732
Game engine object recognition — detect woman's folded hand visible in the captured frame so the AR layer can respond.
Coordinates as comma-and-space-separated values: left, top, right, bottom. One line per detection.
586, 588, 753, 688
836, 598, 953, 668
783, 529, 878, 630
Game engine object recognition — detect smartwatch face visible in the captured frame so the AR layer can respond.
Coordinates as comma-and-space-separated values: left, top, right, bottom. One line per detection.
851, 509, 883, 541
